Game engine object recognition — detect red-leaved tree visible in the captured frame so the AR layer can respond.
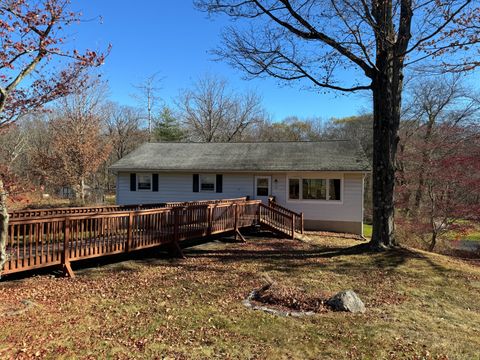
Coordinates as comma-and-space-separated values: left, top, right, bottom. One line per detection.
0, 0, 108, 273
397, 123, 480, 251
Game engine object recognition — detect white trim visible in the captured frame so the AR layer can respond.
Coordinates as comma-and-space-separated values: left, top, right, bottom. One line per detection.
286, 174, 344, 205
137, 173, 153, 191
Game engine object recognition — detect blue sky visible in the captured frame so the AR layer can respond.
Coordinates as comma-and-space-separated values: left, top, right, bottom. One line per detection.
65, 0, 370, 120
68, 1, 371, 121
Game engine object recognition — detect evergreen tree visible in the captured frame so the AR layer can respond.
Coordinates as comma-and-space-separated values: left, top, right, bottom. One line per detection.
153, 107, 184, 142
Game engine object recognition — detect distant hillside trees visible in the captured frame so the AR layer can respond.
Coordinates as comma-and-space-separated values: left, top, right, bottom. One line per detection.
252, 116, 323, 141
396, 76, 480, 250
324, 115, 373, 162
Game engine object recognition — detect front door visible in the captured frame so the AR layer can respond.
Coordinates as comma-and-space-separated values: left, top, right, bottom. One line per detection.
254, 176, 271, 203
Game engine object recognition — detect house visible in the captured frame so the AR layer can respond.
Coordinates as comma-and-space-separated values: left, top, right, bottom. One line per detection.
109, 141, 371, 235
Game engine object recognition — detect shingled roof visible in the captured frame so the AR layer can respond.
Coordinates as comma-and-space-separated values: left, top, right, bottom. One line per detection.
109, 141, 371, 172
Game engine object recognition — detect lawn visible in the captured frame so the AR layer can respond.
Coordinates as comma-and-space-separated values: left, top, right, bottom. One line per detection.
1, 232, 480, 359
363, 223, 372, 238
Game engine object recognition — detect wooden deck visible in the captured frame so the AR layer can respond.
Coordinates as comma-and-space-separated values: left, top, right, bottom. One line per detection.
2, 199, 303, 277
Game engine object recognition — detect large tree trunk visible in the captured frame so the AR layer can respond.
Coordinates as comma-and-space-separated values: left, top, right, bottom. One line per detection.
428, 231, 438, 252
0, 179, 9, 274
369, 68, 403, 249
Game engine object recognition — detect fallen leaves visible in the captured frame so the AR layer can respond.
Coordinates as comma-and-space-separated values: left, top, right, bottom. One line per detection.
0, 234, 478, 359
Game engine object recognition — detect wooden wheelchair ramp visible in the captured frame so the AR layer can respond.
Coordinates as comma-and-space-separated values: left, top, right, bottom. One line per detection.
2, 199, 303, 278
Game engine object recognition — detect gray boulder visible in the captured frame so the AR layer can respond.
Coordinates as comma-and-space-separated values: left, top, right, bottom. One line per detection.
326, 290, 366, 313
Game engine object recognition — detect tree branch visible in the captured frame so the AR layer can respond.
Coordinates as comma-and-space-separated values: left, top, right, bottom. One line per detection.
405, 0, 472, 55
251, 0, 374, 77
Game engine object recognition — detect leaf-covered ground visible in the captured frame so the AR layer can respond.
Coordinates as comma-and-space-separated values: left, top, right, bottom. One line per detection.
1, 231, 480, 359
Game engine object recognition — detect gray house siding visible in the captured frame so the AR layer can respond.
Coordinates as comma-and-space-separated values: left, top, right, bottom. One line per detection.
116, 171, 364, 235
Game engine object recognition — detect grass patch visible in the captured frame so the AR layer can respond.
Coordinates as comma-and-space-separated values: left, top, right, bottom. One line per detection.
363, 223, 372, 238
1, 234, 480, 359
465, 229, 480, 242
443, 221, 480, 241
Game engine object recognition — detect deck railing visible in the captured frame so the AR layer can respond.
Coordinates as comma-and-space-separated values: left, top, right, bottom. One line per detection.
3, 200, 263, 276
267, 199, 304, 234
3, 198, 303, 277
259, 203, 296, 239
9, 197, 249, 220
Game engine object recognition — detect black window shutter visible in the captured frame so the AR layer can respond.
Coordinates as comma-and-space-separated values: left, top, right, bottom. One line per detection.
216, 174, 223, 193
193, 174, 199, 192
130, 173, 136, 192
152, 174, 159, 192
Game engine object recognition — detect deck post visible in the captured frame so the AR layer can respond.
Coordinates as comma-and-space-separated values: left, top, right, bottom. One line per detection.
126, 212, 133, 252
234, 203, 238, 240
300, 212, 304, 234
257, 203, 261, 225
62, 217, 74, 278
207, 205, 213, 236
173, 208, 180, 242
291, 214, 296, 240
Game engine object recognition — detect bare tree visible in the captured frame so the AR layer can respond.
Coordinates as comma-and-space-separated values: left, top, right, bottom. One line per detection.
397, 122, 480, 251
251, 116, 323, 141
179, 75, 265, 142
106, 103, 148, 160
133, 73, 163, 139
33, 82, 112, 204
0, 125, 26, 168
196, 0, 480, 248
398, 75, 480, 213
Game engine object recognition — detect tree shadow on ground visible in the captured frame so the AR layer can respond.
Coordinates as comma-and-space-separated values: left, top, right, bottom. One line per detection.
1, 231, 452, 281
180, 233, 453, 278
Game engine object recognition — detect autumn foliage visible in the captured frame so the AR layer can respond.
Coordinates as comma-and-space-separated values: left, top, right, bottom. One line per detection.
32, 89, 112, 203
0, 0, 108, 271
397, 123, 480, 250
0, 0, 107, 127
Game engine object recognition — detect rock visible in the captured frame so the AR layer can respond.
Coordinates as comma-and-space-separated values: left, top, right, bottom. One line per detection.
326, 290, 366, 313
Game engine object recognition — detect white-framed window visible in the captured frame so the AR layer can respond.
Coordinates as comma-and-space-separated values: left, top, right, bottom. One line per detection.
200, 174, 216, 192
288, 176, 342, 202
137, 173, 152, 191
256, 176, 270, 197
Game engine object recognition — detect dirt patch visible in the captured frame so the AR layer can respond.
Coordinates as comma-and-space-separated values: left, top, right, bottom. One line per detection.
1, 299, 38, 317
244, 276, 335, 315
253, 283, 332, 313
